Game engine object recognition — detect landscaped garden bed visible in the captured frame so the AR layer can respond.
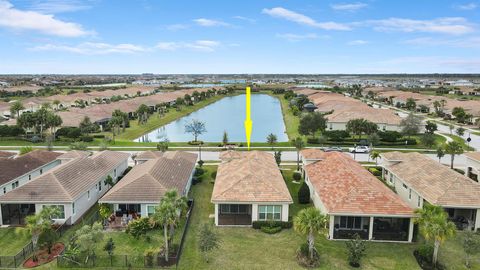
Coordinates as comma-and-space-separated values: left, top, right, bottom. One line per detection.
23, 242, 65, 268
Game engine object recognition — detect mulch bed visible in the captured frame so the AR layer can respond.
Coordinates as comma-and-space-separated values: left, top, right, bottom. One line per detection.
23, 242, 65, 268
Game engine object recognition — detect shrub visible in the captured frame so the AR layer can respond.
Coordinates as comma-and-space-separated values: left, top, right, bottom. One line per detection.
192, 176, 202, 185
298, 182, 310, 204
125, 217, 151, 239
57, 127, 82, 139
405, 139, 417, 145
293, 172, 302, 181
69, 141, 88, 150
93, 134, 105, 139
80, 135, 93, 142
30, 135, 42, 143
324, 130, 350, 142
260, 226, 282, 234
416, 244, 433, 261
0, 125, 23, 137
210, 171, 217, 179
144, 248, 159, 267
195, 168, 205, 176
368, 168, 381, 176
346, 234, 366, 268
19, 145, 33, 155
188, 140, 204, 145
378, 131, 402, 142
252, 220, 292, 229
307, 138, 319, 144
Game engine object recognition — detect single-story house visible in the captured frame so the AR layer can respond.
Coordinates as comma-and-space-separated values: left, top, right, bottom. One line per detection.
0, 150, 63, 196
0, 150, 129, 226
211, 151, 293, 226
99, 151, 198, 217
300, 148, 327, 176
381, 151, 480, 231
303, 150, 415, 242
133, 150, 165, 165
465, 152, 480, 182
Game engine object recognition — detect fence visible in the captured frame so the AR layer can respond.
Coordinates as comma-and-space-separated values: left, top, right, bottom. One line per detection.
0, 216, 73, 269
57, 200, 195, 269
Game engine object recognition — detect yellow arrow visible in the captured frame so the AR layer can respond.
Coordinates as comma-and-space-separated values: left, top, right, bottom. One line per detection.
244, 86, 252, 150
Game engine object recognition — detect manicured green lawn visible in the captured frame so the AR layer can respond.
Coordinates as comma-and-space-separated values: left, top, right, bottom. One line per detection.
178, 165, 422, 270
0, 227, 31, 256
443, 133, 475, 151
272, 93, 300, 139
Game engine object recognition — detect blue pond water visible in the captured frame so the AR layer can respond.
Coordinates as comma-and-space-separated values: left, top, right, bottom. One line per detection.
135, 94, 288, 143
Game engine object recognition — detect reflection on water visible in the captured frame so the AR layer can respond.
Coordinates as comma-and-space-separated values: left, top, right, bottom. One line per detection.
136, 94, 288, 143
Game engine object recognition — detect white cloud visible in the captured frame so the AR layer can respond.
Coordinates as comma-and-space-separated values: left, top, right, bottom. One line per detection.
29, 0, 91, 13
276, 33, 324, 42
30, 42, 148, 54
233, 16, 256, 23
347, 39, 369, 45
404, 36, 480, 48
365, 17, 474, 35
331, 2, 367, 11
156, 40, 221, 52
166, 24, 189, 31
193, 18, 230, 27
0, 0, 90, 37
455, 3, 478, 10
262, 7, 351, 30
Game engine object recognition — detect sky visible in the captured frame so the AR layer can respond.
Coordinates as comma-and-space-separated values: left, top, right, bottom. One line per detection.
0, 0, 479, 74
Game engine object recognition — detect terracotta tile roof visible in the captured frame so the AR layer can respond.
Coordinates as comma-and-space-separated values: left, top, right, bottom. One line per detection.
327, 107, 402, 125
0, 150, 130, 203
0, 151, 15, 158
100, 151, 198, 203
466, 152, 480, 162
300, 149, 328, 160
381, 152, 480, 207
135, 151, 165, 161
0, 150, 62, 186
305, 151, 413, 216
211, 151, 293, 203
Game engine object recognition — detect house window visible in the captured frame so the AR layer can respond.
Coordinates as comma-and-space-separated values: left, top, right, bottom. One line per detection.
28, 175, 31, 180
11, 181, 19, 189
72, 203, 75, 215
3, 187, 6, 194
40, 169, 43, 174
147, 205, 156, 216
43, 205, 65, 219
98, 181, 102, 192
389, 174, 394, 184
258, 205, 282, 221
219, 204, 248, 214
402, 183, 408, 189
87, 190, 90, 200
417, 196, 421, 207
409, 189, 412, 200
339, 216, 362, 230
114, 169, 117, 178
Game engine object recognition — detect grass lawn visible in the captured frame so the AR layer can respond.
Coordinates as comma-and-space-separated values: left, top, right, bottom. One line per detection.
0, 227, 31, 256
271, 93, 300, 139
178, 165, 422, 270
442, 133, 475, 151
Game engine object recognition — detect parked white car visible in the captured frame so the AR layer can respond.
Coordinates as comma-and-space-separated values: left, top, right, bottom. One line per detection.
349, 146, 370, 153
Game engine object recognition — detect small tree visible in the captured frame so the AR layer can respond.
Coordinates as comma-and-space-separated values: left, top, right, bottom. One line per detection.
185, 119, 206, 142
222, 131, 229, 147
104, 175, 114, 188
298, 182, 310, 204
267, 133, 278, 150
294, 208, 327, 260
99, 203, 112, 226
368, 133, 380, 149
436, 146, 445, 162
420, 134, 436, 149
198, 223, 221, 263
104, 238, 115, 257
463, 231, 480, 268
157, 138, 169, 152
405, 98, 417, 111
10, 100, 25, 118
456, 127, 466, 137
75, 222, 104, 264
445, 141, 464, 169
274, 151, 282, 166
400, 113, 422, 139
425, 121, 437, 134
345, 234, 367, 267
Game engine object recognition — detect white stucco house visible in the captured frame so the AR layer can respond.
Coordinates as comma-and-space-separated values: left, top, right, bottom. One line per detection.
211, 151, 293, 226
0, 150, 63, 196
302, 149, 415, 242
0, 150, 130, 226
381, 151, 480, 231
466, 152, 480, 182
99, 151, 197, 218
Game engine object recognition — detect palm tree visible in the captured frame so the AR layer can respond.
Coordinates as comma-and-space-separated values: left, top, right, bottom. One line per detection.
294, 207, 327, 260
291, 137, 305, 171
163, 190, 188, 243
266, 133, 278, 150
415, 204, 456, 267
108, 116, 123, 143
153, 200, 177, 262
10, 100, 25, 118
444, 141, 464, 169
369, 151, 380, 165
23, 206, 60, 261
